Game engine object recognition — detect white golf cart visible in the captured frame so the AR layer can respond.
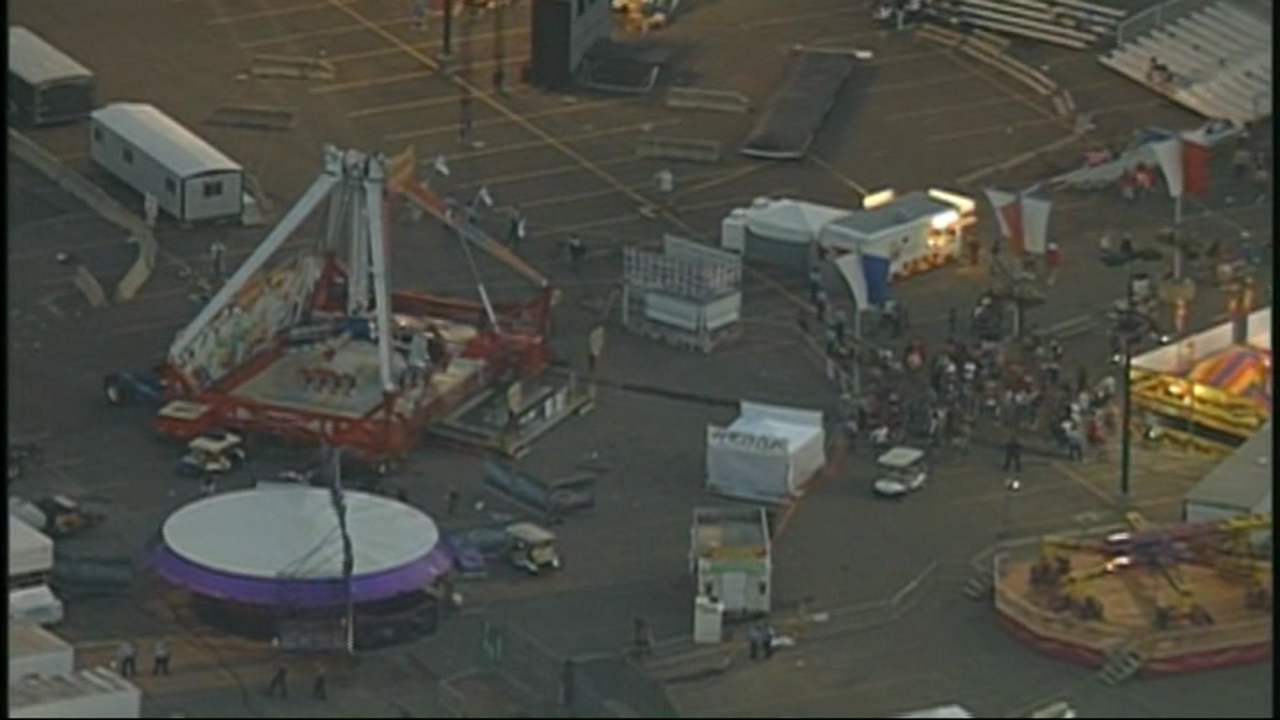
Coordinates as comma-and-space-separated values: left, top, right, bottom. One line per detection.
506, 522, 562, 575
872, 446, 928, 499
178, 430, 247, 477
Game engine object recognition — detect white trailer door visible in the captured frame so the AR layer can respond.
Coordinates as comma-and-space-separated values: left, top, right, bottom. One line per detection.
722, 572, 748, 611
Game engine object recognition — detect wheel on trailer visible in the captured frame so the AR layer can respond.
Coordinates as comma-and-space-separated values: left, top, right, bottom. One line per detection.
104, 375, 130, 406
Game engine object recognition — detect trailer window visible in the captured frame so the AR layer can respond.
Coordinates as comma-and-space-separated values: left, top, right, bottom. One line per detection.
203, 181, 224, 198
122, 148, 134, 165
165, 178, 177, 195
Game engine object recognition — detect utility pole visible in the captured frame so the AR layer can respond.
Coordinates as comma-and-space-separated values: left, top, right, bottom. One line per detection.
492, 0, 507, 93
441, 0, 454, 61
458, 0, 475, 146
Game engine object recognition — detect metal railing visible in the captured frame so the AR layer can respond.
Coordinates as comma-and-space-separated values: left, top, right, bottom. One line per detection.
1115, 0, 1205, 47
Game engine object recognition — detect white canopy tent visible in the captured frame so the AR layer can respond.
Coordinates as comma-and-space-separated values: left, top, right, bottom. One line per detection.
744, 198, 851, 243
706, 401, 826, 504
9, 515, 53, 579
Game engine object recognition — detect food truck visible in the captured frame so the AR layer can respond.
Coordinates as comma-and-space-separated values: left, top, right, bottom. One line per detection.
818, 189, 975, 280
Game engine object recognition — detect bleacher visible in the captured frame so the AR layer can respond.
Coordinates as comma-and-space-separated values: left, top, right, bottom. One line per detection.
930, 0, 1128, 50
1100, 0, 1272, 124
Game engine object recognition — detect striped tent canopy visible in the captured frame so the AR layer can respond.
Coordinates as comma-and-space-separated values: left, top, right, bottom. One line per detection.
1186, 345, 1273, 405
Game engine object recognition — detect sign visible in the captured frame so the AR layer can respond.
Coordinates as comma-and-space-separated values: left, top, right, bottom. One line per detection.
707, 426, 789, 457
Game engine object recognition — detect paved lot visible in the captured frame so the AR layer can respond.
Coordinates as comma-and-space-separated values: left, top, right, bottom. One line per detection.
8, 0, 1273, 717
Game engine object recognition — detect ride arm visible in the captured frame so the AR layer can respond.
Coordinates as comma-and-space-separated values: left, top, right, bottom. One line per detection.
364, 174, 396, 394
398, 181, 551, 291
168, 171, 341, 362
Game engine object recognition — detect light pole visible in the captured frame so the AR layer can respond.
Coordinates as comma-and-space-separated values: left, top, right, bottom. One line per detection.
1101, 241, 1163, 499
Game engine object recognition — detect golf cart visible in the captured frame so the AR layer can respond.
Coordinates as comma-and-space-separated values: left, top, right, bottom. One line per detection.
872, 446, 929, 499
178, 430, 247, 477
506, 522, 562, 575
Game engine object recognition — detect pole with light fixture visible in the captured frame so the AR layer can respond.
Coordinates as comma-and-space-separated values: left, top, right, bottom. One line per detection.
1102, 240, 1163, 500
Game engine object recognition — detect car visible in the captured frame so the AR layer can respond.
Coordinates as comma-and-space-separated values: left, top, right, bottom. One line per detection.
871, 446, 928, 499
178, 430, 247, 477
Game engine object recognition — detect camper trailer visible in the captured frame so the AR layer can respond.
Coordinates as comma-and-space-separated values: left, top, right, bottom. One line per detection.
89, 103, 244, 223
8, 27, 96, 127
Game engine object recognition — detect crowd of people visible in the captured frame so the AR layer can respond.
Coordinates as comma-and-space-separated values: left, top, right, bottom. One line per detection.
815, 292, 1126, 470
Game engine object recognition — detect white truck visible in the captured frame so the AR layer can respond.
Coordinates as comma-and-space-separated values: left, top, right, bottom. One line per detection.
689, 506, 771, 617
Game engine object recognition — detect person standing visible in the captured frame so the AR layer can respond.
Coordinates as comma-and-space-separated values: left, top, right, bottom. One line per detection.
152, 637, 171, 676
445, 487, 461, 516
266, 664, 289, 698
312, 661, 328, 700
117, 641, 137, 678
1045, 242, 1062, 287
412, 0, 428, 31
632, 617, 654, 659
567, 235, 586, 273
1002, 435, 1023, 473
947, 305, 958, 337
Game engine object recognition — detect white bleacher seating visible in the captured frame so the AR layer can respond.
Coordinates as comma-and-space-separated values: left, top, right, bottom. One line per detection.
941, 0, 1124, 49
1099, 0, 1271, 124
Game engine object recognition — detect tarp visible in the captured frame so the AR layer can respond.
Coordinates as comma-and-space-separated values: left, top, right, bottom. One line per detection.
706, 401, 826, 504
1183, 423, 1272, 515
744, 199, 851, 244
1186, 346, 1272, 404
834, 243, 891, 307
8, 585, 64, 627
8, 516, 53, 579
741, 50, 863, 159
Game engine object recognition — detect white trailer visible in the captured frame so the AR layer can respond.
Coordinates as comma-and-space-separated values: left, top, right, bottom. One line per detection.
689, 506, 772, 617
10, 667, 142, 719
8, 27, 96, 127
9, 622, 74, 683
9, 513, 54, 588
89, 102, 244, 223
818, 189, 973, 280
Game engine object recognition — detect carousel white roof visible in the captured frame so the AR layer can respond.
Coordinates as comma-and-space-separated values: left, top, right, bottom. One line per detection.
161, 485, 439, 580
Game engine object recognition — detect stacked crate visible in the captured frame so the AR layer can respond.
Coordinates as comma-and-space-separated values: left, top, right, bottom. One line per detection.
622, 235, 743, 353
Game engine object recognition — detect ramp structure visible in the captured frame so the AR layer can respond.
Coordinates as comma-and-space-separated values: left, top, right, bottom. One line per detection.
740, 48, 866, 160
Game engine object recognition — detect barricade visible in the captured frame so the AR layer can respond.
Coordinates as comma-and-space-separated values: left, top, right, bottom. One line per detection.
8, 128, 160, 302
73, 266, 108, 308
635, 135, 722, 163
207, 105, 297, 131
250, 53, 336, 81
665, 87, 750, 114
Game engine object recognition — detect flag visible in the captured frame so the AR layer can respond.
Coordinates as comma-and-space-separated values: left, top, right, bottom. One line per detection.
834, 253, 868, 311
1180, 129, 1211, 196
984, 188, 1023, 256
1150, 136, 1184, 198
984, 187, 1051, 256
432, 154, 451, 177
476, 185, 494, 208
1150, 131, 1212, 198
1020, 188, 1052, 256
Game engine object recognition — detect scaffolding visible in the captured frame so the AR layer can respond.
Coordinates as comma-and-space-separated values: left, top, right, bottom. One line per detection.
621, 235, 742, 353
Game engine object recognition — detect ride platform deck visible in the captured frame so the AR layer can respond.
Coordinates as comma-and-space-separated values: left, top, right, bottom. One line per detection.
995, 548, 1272, 675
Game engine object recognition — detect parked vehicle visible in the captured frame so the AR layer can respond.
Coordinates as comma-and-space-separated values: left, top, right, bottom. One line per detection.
10, 495, 105, 538
103, 368, 166, 406
178, 430, 247, 476
872, 446, 929, 499
506, 522, 562, 575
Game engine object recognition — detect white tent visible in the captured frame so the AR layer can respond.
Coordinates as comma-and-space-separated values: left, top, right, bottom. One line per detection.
9, 585, 64, 626
744, 199, 851, 243
9, 515, 53, 580
706, 401, 826, 504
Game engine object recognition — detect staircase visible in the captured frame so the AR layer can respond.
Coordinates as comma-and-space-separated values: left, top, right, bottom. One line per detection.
1100, 0, 1273, 124
931, 0, 1128, 49
1097, 637, 1146, 684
